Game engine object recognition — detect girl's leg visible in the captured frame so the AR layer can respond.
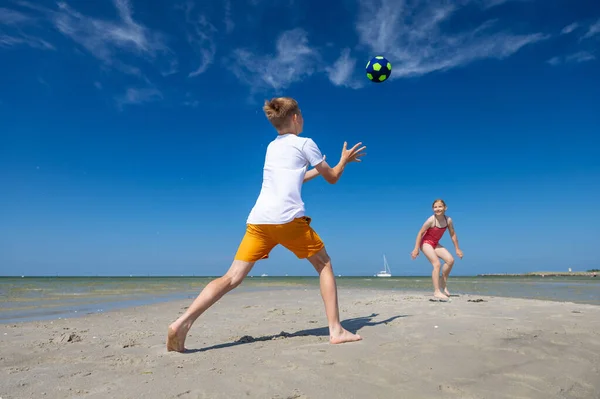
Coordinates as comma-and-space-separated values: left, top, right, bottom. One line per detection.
421, 244, 448, 300
435, 246, 455, 296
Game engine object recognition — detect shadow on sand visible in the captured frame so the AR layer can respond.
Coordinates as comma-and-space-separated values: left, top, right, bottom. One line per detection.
184, 313, 408, 354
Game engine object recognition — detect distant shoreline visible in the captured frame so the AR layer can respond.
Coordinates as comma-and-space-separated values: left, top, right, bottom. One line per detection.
478, 271, 598, 277
1, 273, 598, 278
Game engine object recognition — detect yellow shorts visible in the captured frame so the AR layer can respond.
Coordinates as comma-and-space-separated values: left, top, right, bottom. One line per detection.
234, 216, 325, 262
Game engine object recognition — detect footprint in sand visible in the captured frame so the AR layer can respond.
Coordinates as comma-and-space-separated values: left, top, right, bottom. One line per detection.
57, 332, 82, 343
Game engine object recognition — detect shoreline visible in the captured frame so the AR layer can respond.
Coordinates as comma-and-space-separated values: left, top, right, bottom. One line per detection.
2, 287, 599, 398
3, 272, 598, 278
3, 276, 600, 325
478, 271, 598, 277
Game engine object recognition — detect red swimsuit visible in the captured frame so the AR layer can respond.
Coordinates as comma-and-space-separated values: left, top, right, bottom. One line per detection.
421, 215, 448, 248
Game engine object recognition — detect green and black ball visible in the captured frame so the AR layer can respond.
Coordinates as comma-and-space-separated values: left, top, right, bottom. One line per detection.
366, 55, 392, 83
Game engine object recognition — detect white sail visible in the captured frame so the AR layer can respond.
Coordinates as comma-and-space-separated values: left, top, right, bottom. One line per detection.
376, 254, 392, 277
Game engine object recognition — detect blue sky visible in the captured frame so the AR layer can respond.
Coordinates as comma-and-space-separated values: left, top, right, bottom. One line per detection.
1, 0, 599, 277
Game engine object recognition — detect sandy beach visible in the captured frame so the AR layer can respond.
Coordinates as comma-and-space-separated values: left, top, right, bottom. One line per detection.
2, 287, 599, 399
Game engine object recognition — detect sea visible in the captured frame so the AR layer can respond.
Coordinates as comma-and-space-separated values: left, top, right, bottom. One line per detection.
1, 275, 599, 324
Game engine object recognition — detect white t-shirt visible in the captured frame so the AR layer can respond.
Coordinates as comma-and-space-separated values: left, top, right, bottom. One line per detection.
246, 133, 325, 224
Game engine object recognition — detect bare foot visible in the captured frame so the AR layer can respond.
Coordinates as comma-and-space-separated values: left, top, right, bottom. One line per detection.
330, 328, 362, 344
166, 323, 190, 352
444, 288, 451, 296
433, 291, 449, 301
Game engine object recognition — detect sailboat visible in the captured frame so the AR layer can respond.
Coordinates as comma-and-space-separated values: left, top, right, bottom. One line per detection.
376, 254, 392, 277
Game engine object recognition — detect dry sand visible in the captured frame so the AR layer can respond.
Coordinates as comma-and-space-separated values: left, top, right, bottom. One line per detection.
2, 288, 599, 399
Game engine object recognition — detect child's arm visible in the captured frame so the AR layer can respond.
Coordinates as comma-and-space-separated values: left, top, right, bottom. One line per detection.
303, 156, 325, 183
411, 217, 433, 259
303, 168, 321, 183
447, 218, 463, 259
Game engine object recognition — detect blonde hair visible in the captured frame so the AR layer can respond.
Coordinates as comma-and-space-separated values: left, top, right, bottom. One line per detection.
432, 198, 447, 208
262, 97, 300, 130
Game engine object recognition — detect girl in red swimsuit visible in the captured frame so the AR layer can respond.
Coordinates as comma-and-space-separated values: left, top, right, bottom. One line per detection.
411, 199, 463, 301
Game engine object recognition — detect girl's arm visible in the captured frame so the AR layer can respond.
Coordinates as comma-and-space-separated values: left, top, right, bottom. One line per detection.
447, 218, 463, 258
411, 217, 433, 259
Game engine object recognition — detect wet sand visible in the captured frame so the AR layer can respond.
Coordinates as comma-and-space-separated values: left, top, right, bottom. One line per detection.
2, 288, 599, 398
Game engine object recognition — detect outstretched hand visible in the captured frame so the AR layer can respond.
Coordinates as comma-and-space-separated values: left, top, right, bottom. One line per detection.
341, 141, 366, 164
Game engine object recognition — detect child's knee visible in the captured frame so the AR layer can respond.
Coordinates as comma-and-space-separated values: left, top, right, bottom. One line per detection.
432, 261, 441, 270
307, 248, 331, 273
446, 258, 455, 267
224, 273, 244, 289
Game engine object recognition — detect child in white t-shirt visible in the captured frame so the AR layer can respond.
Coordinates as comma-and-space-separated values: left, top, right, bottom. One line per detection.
167, 97, 366, 352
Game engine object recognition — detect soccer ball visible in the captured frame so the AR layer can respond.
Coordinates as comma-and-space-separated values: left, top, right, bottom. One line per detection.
366, 56, 392, 83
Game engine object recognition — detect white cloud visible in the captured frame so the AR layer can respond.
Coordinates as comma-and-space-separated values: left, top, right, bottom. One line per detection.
179, 2, 218, 77
0, 33, 54, 50
0, 7, 34, 25
116, 87, 163, 109
581, 18, 600, 40
566, 51, 595, 63
2, 0, 176, 78
229, 28, 319, 92
326, 48, 364, 89
1, 0, 589, 101
546, 56, 561, 66
52, 1, 170, 64
0, 6, 54, 50
547, 51, 595, 66
561, 23, 579, 35
355, 0, 549, 79
482, 0, 531, 9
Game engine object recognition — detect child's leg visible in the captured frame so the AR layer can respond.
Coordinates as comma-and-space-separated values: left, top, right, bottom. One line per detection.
421, 244, 448, 300
167, 224, 274, 352
307, 248, 362, 344
167, 259, 255, 352
435, 246, 455, 296
279, 217, 361, 344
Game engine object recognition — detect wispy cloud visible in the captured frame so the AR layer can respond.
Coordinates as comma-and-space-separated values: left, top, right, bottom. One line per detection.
0, 33, 54, 50
561, 23, 579, 35
355, 0, 548, 79
546, 56, 560, 66
0, 6, 54, 50
548, 19, 599, 67
51, 1, 171, 68
178, 2, 218, 77
229, 28, 319, 92
116, 87, 163, 109
2, 0, 176, 78
566, 51, 596, 63
581, 18, 600, 40
0, 7, 34, 25
2, 0, 592, 103
548, 51, 596, 66
326, 48, 363, 89
482, 0, 532, 9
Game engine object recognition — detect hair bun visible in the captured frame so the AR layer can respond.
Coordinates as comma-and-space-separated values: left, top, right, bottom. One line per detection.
262, 97, 299, 129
